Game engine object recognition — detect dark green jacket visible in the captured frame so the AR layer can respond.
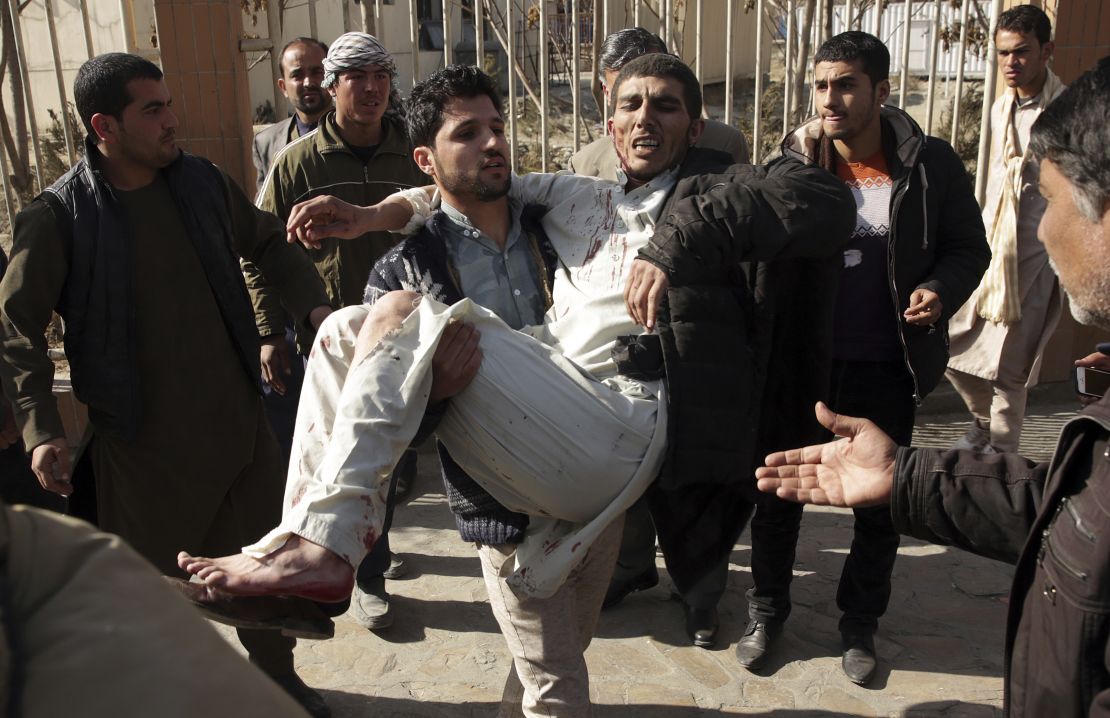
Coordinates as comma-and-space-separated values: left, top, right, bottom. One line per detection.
247, 112, 425, 349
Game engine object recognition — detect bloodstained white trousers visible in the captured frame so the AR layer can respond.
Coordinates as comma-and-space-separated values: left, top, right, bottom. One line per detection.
244, 297, 667, 598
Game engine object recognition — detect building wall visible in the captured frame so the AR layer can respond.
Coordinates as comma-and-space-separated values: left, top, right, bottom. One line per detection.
154, 0, 255, 190
244, 0, 467, 122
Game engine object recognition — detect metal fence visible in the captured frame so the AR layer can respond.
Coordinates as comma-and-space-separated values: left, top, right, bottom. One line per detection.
1, 0, 1009, 229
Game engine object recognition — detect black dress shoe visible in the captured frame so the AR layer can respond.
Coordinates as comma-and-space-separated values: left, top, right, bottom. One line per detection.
602, 566, 659, 609
269, 671, 332, 718
165, 577, 335, 640
841, 632, 878, 685
684, 604, 718, 648
734, 619, 782, 669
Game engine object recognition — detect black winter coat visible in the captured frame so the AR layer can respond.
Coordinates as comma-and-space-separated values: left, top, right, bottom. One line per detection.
782, 107, 991, 401
639, 150, 857, 490
894, 395, 1110, 716
636, 151, 855, 597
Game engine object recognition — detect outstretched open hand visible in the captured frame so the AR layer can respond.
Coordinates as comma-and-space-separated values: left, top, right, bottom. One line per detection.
755, 402, 897, 507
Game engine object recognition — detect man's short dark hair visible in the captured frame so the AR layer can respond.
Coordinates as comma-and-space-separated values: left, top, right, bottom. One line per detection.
1030, 55, 1110, 222
814, 31, 890, 86
74, 53, 164, 137
997, 5, 1052, 46
609, 53, 702, 121
599, 27, 669, 74
280, 37, 328, 75
406, 64, 502, 148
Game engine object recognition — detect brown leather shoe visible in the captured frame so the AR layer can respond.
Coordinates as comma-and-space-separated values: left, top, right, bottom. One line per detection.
165, 577, 335, 640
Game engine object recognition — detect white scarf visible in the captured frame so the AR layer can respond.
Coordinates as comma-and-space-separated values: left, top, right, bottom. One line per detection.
976, 69, 1065, 324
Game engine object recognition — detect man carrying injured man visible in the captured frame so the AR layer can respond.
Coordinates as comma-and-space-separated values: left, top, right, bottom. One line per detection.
179, 57, 854, 626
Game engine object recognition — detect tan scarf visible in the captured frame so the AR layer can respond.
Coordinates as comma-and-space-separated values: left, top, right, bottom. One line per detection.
976, 69, 1065, 324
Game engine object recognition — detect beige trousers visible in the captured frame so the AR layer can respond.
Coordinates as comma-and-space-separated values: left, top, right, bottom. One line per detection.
247, 299, 666, 598
483, 514, 624, 718
946, 367, 1029, 452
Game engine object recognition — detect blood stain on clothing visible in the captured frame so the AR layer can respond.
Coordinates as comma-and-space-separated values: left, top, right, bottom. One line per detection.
581, 190, 618, 270
290, 483, 308, 507
609, 234, 630, 287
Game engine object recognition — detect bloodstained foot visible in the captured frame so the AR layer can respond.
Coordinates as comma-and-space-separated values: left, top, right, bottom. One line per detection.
177, 535, 354, 602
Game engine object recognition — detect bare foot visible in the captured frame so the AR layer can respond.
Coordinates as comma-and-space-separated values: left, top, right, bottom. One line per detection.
177, 535, 355, 602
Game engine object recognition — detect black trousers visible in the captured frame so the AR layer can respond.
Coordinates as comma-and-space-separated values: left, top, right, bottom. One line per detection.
612, 483, 754, 611
747, 359, 916, 635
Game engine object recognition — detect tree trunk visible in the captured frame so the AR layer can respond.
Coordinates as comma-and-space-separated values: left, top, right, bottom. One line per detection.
358, 0, 376, 35
788, 0, 815, 127
590, 0, 603, 115
0, 0, 32, 204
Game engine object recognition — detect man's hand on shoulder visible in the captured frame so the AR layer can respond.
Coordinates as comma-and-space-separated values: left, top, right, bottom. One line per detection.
429, 321, 482, 404
624, 259, 669, 332
31, 437, 73, 496
904, 288, 942, 326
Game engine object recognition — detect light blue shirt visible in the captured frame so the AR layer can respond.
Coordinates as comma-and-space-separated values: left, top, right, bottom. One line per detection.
440, 198, 545, 330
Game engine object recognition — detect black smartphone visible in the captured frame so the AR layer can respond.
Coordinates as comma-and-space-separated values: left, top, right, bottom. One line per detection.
1075, 366, 1110, 398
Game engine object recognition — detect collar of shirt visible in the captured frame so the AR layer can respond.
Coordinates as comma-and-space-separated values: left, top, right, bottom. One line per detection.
439, 195, 524, 253
294, 114, 318, 138
612, 165, 681, 233
437, 195, 545, 329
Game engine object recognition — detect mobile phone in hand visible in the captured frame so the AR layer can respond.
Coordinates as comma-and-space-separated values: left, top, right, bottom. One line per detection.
1075, 366, 1110, 398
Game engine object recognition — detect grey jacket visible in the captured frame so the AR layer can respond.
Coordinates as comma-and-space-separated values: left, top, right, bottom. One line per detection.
251, 116, 298, 194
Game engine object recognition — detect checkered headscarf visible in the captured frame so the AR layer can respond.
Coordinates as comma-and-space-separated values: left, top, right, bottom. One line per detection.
322, 32, 403, 117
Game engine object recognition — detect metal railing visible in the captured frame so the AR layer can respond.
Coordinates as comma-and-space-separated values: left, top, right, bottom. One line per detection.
1, 0, 1025, 231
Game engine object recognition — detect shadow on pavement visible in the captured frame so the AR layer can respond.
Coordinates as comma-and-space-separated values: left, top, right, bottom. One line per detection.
595, 509, 1009, 682
317, 690, 1002, 717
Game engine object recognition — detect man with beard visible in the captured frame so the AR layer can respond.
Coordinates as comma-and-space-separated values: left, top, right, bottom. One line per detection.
756, 56, 1110, 716
338, 64, 611, 718
0, 53, 334, 716
246, 32, 427, 632
252, 37, 332, 193
180, 57, 854, 716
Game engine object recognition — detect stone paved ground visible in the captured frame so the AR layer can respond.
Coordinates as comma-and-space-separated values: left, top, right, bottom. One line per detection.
216, 381, 1082, 717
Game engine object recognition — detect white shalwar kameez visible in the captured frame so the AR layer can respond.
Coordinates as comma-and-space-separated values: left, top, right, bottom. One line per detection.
244, 169, 680, 598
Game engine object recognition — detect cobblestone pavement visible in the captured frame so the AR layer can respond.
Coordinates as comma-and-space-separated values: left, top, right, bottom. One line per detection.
216, 381, 1084, 717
